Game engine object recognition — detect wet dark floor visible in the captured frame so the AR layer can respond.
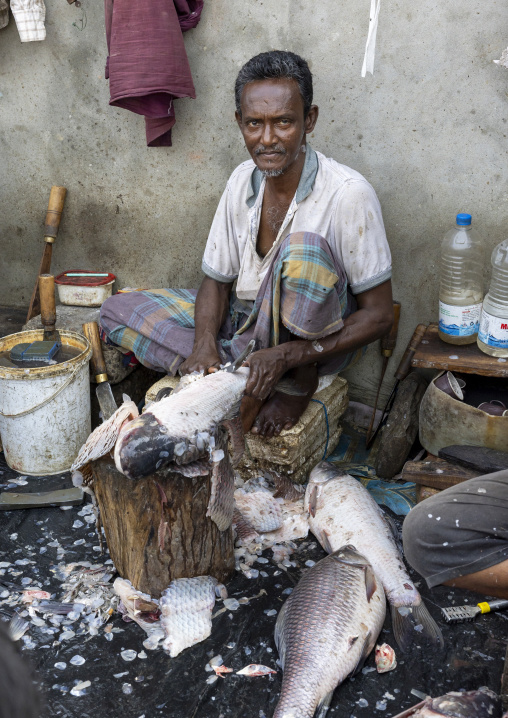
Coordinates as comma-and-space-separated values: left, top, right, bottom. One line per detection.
0, 454, 505, 718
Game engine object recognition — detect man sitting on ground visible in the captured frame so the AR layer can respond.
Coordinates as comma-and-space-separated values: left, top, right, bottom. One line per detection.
101, 50, 394, 437
403, 470, 508, 598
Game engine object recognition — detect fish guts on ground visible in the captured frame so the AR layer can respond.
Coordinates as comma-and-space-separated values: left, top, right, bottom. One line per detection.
305, 462, 443, 652
160, 576, 226, 658
410, 687, 501, 717
113, 578, 164, 650
273, 546, 385, 718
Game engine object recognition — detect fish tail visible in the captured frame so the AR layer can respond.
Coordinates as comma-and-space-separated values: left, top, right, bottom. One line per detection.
391, 600, 444, 652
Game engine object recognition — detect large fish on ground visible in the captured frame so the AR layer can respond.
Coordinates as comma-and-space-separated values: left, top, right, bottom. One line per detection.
273, 545, 385, 718
305, 462, 443, 652
409, 687, 501, 717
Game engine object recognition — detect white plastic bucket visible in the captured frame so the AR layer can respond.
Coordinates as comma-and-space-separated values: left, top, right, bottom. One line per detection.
0, 330, 92, 475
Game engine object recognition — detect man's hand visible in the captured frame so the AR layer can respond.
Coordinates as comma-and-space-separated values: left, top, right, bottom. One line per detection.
243, 346, 288, 401
179, 276, 233, 375
179, 335, 222, 375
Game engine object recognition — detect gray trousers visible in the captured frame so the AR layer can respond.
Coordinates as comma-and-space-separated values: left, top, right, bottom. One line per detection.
402, 470, 508, 588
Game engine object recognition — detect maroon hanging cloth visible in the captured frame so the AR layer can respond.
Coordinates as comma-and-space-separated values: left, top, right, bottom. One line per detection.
104, 0, 203, 147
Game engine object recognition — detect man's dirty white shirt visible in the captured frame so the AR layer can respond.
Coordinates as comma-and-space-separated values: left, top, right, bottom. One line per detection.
202, 146, 392, 302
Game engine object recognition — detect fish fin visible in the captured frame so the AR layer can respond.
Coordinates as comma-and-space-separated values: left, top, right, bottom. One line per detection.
364, 566, 377, 603
173, 460, 210, 477
222, 416, 245, 467
351, 631, 372, 677
391, 601, 444, 653
316, 691, 333, 718
321, 529, 334, 555
347, 635, 359, 651
274, 602, 288, 670
223, 397, 242, 421
206, 453, 235, 531
308, 485, 318, 518
382, 511, 404, 552
155, 386, 174, 402
273, 377, 308, 396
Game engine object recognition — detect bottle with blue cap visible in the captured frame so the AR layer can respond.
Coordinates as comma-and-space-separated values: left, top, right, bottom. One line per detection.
477, 239, 508, 357
438, 213, 484, 345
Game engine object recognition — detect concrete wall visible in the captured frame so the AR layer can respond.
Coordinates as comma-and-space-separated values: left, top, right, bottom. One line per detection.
1, 0, 507, 403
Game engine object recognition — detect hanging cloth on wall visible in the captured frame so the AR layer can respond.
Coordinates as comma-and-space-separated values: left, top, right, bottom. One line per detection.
10, 0, 46, 41
361, 0, 381, 77
104, 0, 203, 147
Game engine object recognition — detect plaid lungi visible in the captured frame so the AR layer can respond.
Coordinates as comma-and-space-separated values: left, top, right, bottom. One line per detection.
100, 232, 365, 376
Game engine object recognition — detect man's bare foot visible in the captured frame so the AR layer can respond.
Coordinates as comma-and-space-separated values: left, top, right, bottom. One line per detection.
241, 395, 264, 433
250, 365, 319, 438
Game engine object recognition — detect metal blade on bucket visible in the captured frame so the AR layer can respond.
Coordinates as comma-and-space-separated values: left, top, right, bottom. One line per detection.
82, 322, 118, 421
96, 381, 117, 422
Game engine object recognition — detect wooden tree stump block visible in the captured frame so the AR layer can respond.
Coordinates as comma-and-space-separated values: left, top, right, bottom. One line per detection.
92, 444, 234, 598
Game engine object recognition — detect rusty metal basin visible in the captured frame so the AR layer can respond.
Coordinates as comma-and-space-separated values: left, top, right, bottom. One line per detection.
419, 372, 508, 456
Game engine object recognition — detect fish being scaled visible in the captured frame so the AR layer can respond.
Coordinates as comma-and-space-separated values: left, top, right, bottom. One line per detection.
305, 462, 443, 652
273, 545, 386, 718
113, 340, 305, 481
160, 576, 226, 658
410, 687, 501, 718
114, 366, 250, 480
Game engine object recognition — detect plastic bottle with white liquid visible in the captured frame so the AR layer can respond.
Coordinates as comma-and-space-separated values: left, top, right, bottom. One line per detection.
477, 239, 508, 357
438, 213, 483, 345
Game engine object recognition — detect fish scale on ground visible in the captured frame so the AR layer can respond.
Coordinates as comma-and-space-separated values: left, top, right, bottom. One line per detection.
273, 545, 386, 718
305, 462, 443, 652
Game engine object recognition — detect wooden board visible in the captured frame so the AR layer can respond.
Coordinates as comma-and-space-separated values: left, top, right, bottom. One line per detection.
438, 445, 508, 474
92, 442, 234, 598
411, 323, 508, 378
402, 458, 480, 490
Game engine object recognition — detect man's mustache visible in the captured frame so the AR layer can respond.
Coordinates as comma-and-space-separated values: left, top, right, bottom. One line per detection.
254, 145, 287, 156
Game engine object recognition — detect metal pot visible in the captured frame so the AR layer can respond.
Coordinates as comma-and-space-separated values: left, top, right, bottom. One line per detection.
419, 372, 508, 455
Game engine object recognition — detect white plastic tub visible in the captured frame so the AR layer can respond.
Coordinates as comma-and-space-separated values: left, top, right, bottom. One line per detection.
0, 330, 92, 475
55, 270, 116, 307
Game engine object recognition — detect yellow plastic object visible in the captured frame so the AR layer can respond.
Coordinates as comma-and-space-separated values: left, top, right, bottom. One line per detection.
477, 602, 491, 614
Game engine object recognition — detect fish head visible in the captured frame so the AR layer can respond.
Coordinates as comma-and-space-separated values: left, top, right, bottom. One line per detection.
421, 688, 501, 717
114, 413, 175, 480
308, 461, 348, 486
